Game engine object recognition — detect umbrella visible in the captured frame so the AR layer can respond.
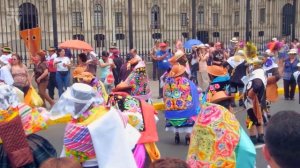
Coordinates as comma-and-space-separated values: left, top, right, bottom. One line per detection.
59, 40, 93, 51
184, 39, 203, 49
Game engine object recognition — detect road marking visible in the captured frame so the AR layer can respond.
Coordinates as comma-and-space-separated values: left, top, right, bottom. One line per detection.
255, 144, 264, 149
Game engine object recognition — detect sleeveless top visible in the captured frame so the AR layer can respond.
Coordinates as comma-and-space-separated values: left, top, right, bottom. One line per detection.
11, 65, 29, 87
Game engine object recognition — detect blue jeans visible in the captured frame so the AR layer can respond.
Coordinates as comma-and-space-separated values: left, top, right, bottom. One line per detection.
56, 71, 70, 97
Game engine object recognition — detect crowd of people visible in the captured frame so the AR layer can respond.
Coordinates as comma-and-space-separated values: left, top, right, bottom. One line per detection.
0, 36, 299, 168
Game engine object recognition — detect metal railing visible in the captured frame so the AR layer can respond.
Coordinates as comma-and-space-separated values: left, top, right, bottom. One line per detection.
0, 0, 298, 64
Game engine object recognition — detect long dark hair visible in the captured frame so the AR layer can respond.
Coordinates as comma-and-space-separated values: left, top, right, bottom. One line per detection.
57, 48, 65, 56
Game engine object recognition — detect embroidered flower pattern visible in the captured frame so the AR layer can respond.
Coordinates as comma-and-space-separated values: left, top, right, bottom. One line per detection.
187, 103, 240, 168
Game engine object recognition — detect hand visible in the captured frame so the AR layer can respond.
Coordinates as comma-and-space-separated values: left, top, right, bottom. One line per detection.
37, 78, 41, 83
63, 63, 67, 67
127, 63, 131, 70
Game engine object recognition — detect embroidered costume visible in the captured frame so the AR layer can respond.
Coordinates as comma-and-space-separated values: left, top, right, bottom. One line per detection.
187, 103, 256, 168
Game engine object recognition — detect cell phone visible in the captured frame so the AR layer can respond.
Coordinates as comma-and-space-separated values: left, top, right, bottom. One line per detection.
56, 61, 62, 64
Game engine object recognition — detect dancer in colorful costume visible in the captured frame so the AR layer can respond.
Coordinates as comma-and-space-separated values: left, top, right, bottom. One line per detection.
262, 50, 281, 121
224, 50, 248, 107
0, 83, 57, 168
163, 64, 200, 144
121, 57, 151, 102
111, 83, 161, 168
187, 91, 256, 168
203, 64, 230, 103
50, 83, 138, 168
73, 71, 108, 104
243, 56, 267, 145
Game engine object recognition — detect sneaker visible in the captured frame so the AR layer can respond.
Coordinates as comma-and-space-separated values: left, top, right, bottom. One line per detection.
157, 96, 163, 99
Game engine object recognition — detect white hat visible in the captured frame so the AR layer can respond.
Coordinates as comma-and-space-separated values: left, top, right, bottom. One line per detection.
272, 37, 278, 42
204, 44, 210, 48
236, 50, 245, 56
265, 49, 275, 57
288, 49, 298, 55
197, 44, 206, 48
50, 83, 102, 119
230, 37, 239, 43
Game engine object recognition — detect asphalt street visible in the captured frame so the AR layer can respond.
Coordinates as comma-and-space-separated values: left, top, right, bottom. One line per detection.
37, 80, 299, 168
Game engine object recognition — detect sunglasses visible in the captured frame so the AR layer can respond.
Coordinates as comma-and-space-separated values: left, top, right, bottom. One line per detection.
11, 58, 17, 61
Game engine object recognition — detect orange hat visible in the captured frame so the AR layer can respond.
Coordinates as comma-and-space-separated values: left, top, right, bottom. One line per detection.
207, 65, 227, 77
112, 82, 132, 92
209, 91, 233, 104
168, 50, 185, 65
74, 72, 95, 83
168, 64, 186, 78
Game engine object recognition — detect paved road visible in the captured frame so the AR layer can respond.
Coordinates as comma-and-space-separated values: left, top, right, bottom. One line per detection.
37, 80, 299, 167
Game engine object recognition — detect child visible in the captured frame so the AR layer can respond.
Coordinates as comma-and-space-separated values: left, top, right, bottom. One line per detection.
293, 63, 300, 104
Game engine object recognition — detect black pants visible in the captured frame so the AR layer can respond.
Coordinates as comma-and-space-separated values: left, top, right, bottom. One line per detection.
283, 79, 297, 99
152, 60, 158, 81
48, 72, 57, 99
158, 68, 165, 97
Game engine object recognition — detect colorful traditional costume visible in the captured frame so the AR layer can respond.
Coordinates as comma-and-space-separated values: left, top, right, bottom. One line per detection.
0, 83, 56, 168
243, 58, 267, 144
163, 64, 200, 144
50, 83, 138, 168
262, 51, 281, 120
123, 61, 151, 102
107, 91, 160, 168
187, 102, 256, 168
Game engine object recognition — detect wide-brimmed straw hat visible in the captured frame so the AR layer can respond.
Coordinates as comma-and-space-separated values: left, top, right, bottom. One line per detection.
168, 64, 186, 78
47, 47, 56, 51
207, 65, 228, 77
210, 91, 234, 104
288, 48, 298, 55
169, 50, 185, 65
50, 83, 99, 119
74, 72, 95, 83
2, 47, 11, 53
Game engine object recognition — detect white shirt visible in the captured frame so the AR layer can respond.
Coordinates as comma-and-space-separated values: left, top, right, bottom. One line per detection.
0, 54, 12, 65
54, 57, 71, 71
47, 53, 57, 61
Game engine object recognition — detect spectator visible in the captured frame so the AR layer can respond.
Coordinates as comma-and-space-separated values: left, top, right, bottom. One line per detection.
155, 42, 172, 99
40, 157, 82, 168
128, 48, 142, 69
109, 46, 123, 86
150, 40, 160, 81
263, 111, 300, 168
10, 53, 31, 95
188, 45, 199, 85
120, 53, 133, 81
33, 51, 55, 107
283, 49, 299, 100
150, 158, 190, 168
47, 47, 58, 99
84, 50, 98, 76
0, 46, 12, 67
99, 51, 115, 92
54, 49, 71, 97
197, 44, 210, 90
